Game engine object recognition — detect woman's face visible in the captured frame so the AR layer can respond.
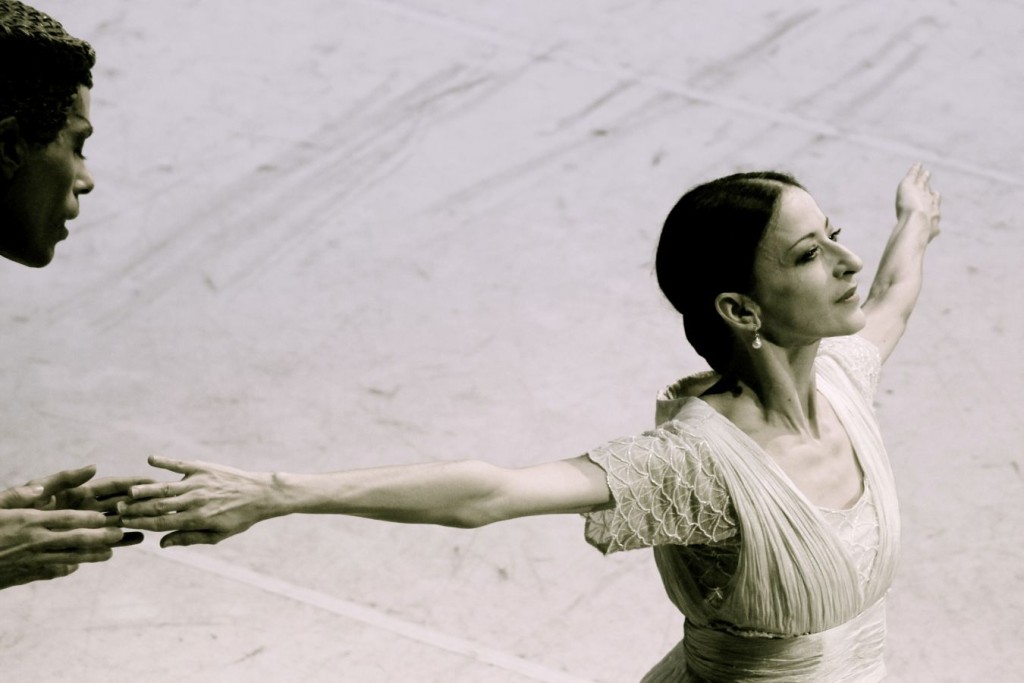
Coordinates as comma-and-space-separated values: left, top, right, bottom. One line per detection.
751, 186, 865, 346
0, 85, 94, 267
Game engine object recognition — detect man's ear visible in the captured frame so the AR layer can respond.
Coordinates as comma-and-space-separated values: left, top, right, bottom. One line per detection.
0, 117, 27, 180
714, 292, 761, 333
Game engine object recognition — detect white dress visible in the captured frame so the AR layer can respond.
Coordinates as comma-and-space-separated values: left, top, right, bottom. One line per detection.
583, 336, 900, 682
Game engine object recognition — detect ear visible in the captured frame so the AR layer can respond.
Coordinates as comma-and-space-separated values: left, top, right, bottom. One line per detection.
713, 292, 761, 333
0, 117, 27, 180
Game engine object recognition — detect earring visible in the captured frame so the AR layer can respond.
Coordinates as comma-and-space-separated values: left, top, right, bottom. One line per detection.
751, 324, 763, 350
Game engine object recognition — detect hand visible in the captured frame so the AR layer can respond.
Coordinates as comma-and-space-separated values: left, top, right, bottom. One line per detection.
19, 465, 151, 538
0, 506, 125, 588
0, 466, 150, 591
0, 562, 80, 590
53, 474, 156, 517
895, 162, 941, 239
120, 455, 280, 548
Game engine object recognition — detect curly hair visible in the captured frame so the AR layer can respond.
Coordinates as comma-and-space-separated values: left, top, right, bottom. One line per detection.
0, 0, 95, 145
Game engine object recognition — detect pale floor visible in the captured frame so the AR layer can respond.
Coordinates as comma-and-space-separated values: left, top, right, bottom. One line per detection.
2, 1, 1022, 681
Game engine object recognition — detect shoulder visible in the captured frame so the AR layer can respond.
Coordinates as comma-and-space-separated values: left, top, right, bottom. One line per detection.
817, 335, 882, 402
583, 417, 738, 553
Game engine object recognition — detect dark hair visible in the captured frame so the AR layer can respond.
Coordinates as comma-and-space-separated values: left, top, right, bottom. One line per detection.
0, 0, 95, 145
656, 171, 804, 373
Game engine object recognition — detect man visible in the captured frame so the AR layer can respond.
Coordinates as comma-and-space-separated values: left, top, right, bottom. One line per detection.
0, 0, 144, 589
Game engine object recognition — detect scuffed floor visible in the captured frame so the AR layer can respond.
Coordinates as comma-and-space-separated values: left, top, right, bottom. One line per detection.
2, 1, 1022, 681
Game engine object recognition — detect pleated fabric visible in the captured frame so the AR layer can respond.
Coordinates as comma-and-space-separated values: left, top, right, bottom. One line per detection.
584, 336, 900, 682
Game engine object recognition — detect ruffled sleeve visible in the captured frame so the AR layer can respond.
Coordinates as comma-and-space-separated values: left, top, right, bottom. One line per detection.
582, 425, 737, 555
818, 335, 882, 403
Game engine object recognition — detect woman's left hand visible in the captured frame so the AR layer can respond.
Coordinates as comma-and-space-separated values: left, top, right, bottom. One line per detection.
895, 162, 941, 240
119, 455, 280, 547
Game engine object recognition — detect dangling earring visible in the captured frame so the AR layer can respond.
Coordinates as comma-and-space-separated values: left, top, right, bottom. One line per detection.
751, 323, 763, 350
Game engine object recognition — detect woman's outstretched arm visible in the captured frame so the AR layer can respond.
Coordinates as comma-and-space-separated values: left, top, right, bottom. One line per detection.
859, 162, 942, 363
119, 454, 612, 547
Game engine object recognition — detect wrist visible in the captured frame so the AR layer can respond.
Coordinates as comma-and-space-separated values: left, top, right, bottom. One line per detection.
265, 471, 301, 518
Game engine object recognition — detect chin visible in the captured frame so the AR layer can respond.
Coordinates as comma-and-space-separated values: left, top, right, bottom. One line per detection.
835, 314, 867, 337
9, 247, 56, 268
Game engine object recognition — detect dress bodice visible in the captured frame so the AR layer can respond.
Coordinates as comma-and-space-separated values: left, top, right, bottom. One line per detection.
582, 336, 899, 681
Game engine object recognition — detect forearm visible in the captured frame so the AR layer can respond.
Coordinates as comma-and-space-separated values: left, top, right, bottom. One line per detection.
269, 460, 508, 528
865, 209, 934, 320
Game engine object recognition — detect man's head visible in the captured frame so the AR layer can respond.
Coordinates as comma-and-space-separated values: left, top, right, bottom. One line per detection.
0, 1, 95, 266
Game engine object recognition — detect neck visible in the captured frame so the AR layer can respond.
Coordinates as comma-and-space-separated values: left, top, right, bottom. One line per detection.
724, 340, 822, 434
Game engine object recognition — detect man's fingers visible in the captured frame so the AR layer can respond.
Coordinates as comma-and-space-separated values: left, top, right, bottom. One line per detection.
111, 531, 144, 548
0, 484, 47, 509
39, 509, 109, 530
26, 548, 114, 565
27, 465, 97, 496
0, 563, 79, 589
60, 476, 158, 512
40, 526, 124, 549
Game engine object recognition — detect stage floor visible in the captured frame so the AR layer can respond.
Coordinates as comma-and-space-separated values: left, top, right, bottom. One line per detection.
3, 2, 1022, 681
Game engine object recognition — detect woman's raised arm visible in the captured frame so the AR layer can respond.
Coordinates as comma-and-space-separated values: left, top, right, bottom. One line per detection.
859, 163, 942, 363
120, 454, 612, 547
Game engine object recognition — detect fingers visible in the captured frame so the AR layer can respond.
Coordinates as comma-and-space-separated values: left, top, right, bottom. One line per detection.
22, 547, 115, 565
40, 525, 124, 550
124, 482, 195, 508
160, 530, 229, 548
59, 475, 158, 512
111, 531, 144, 548
0, 484, 47, 510
26, 465, 97, 497
0, 563, 79, 589
147, 455, 203, 476
39, 509, 109, 531
120, 510, 202, 532
0, 523, 124, 565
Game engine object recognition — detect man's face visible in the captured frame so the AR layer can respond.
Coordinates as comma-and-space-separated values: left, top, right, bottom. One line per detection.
0, 85, 94, 267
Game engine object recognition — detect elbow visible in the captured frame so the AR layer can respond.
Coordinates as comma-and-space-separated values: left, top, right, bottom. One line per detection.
437, 503, 500, 529
442, 512, 492, 529
434, 460, 511, 529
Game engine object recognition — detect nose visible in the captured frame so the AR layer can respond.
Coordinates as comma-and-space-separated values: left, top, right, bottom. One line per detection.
74, 164, 94, 196
832, 241, 863, 277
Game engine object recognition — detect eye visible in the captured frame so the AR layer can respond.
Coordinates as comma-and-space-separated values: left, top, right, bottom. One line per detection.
828, 227, 842, 242
799, 246, 820, 263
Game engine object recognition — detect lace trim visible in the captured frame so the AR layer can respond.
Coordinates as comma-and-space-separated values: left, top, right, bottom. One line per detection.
819, 482, 880, 592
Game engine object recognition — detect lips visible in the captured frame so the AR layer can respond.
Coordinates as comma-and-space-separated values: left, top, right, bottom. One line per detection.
837, 285, 859, 303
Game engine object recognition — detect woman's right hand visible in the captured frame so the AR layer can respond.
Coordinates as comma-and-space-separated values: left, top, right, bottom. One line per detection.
119, 455, 282, 547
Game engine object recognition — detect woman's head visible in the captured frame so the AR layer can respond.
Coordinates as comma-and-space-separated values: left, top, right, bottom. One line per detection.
656, 172, 864, 373
0, 1, 95, 267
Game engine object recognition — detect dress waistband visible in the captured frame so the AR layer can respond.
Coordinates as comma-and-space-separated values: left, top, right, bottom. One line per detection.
681, 600, 887, 682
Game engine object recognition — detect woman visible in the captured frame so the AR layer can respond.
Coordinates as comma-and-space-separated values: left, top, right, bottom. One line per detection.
121, 164, 940, 681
